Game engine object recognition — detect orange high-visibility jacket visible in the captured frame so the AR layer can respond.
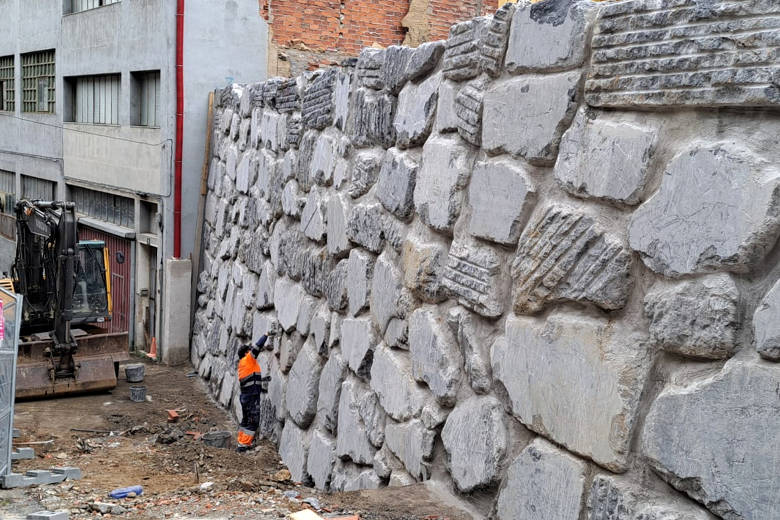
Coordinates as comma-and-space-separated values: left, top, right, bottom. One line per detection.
238, 352, 262, 393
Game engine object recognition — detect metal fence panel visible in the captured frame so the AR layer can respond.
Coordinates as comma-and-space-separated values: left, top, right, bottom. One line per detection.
0, 287, 21, 477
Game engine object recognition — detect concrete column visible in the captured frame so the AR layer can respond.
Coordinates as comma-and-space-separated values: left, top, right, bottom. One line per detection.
160, 258, 191, 366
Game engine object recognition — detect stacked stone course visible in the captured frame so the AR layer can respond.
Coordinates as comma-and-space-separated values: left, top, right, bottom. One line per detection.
193, 0, 780, 518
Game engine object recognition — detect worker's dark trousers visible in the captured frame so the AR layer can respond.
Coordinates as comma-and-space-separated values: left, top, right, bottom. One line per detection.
238, 391, 261, 446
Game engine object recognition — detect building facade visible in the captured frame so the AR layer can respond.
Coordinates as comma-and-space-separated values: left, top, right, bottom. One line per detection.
0, 0, 268, 361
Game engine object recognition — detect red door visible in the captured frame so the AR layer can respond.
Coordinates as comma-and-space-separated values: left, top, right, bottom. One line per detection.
78, 227, 132, 334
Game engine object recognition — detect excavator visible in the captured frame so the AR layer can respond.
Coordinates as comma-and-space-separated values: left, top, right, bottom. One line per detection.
5, 200, 129, 399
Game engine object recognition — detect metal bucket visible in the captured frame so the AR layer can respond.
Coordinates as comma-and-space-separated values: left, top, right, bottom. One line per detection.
129, 385, 147, 402
202, 431, 232, 449
124, 363, 145, 383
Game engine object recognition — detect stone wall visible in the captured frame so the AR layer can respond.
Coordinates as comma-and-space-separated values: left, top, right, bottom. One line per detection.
192, 0, 780, 518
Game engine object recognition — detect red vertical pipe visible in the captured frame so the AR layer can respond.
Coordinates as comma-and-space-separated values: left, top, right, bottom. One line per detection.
174, 0, 185, 258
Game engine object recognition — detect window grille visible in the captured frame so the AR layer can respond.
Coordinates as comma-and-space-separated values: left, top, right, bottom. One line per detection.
21, 50, 55, 114
70, 186, 135, 228
139, 71, 160, 128
70, 0, 120, 14
21, 175, 55, 201
75, 74, 120, 125
0, 56, 14, 112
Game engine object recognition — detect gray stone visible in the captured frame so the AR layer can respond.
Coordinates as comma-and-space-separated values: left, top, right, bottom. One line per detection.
348, 88, 397, 149
308, 430, 337, 491
252, 312, 278, 343
300, 186, 328, 243
395, 73, 441, 149
226, 145, 239, 180
346, 203, 391, 253
279, 332, 305, 374
274, 278, 304, 332
413, 135, 475, 233
406, 41, 445, 83
276, 77, 301, 114
370, 344, 427, 422
468, 157, 536, 245
642, 360, 780, 519
479, 3, 514, 77
754, 278, 780, 361
279, 421, 311, 485
236, 151, 256, 194
268, 357, 288, 422
311, 304, 331, 355
310, 131, 339, 187
286, 114, 302, 149
347, 249, 374, 316
349, 150, 383, 199
555, 109, 658, 205
402, 237, 447, 303
229, 112, 240, 141
383, 45, 415, 95
389, 470, 416, 487
317, 351, 349, 433
483, 71, 581, 164
333, 72, 351, 131
511, 205, 633, 314
327, 193, 351, 258
358, 390, 387, 448
257, 261, 276, 310
331, 460, 382, 492
506, 0, 598, 73
373, 444, 400, 480
493, 312, 651, 472
376, 147, 419, 221
409, 307, 462, 406
296, 295, 317, 335
588, 474, 713, 520
454, 77, 487, 146
496, 438, 587, 520
370, 252, 414, 335
336, 379, 377, 465
385, 419, 435, 481
282, 180, 305, 218
443, 239, 509, 319
447, 307, 492, 394
644, 274, 741, 360
443, 17, 490, 81
285, 339, 323, 428
302, 68, 337, 130
421, 400, 449, 430
435, 81, 460, 133
384, 318, 408, 349
260, 110, 287, 151
357, 48, 386, 90
340, 317, 377, 378
629, 143, 780, 277
586, 0, 780, 109
325, 259, 349, 312
441, 395, 507, 493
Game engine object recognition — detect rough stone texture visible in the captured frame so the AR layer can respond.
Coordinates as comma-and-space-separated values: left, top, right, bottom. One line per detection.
327, 193, 351, 258
413, 136, 475, 233
454, 78, 486, 146
347, 249, 374, 317
383, 45, 415, 95
349, 150, 382, 199
441, 395, 507, 493
308, 430, 337, 491
333, 72, 351, 131
506, 0, 597, 73
317, 352, 349, 434
370, 344, 426, 422
285, 339, 323, 429
409, 307, 462, 406
642, 360, 780, 519
385, 419, 435, 481
587, 0, 780, 108
435, 81, 460, 133
402, 237, 446, 304
442, 18, 490, 81
275, 278, 304, 332
447, 307, 492, 394
512, 205, 633, 314
302, 68, 337, 130
310, 132, 339, 186
483, 72, 581, 164
370, 253, 413, 335
357, 48, 385, 90
348, 89, 397, 149
493, 312, 651, 472
395, 73, 441, 149
644, 274, 741, 360
443, 239, 508, 319
468, 158, 536, 245
340, 317, 377, 379
279, 333, 305, 374
279, 421, 311, 485
496, 438, 587, 520
358, 390, 387, 448
406, 41, 445, 83
754, 278, 780, 361
628, 144, 780, 277
331, 460, 382, 492
554, 109, 658, 205
479, 3, 514, 77
300, 187, 328, 243
336, 379, 377, 465
376, 148, 419, 221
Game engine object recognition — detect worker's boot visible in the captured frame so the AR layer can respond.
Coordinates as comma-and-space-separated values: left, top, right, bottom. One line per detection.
236, 445, 250, 453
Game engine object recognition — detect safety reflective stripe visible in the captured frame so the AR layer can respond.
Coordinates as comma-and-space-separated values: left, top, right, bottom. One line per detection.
239, 372, 262, 384
237, 428, 255, 447
241, 380, 262, 389
239, 426, 256, 436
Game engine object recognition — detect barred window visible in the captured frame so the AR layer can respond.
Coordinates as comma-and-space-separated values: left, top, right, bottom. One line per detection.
138, 71, 160, 128
21, 175, 55, 201
74, 74, 120, 125
21, 50, 55, 114
70, 185, 135, 228
0, 56, 14, 112
68, 0, 121, 14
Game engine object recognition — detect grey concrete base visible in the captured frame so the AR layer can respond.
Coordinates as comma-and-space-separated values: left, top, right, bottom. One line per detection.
1, 467, 81, 489
12, 448, 35, 460
27, 512, 69, 520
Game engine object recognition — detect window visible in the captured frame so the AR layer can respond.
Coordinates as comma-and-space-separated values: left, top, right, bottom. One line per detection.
21, 175, 55, 201
0, 56, 14, 112
73, 74, 120, 125
67, 0, 120, 14
0, 170, 15, 216
135, 71, 160, 127
70, 186, 135, 228
21, 50, 55, 114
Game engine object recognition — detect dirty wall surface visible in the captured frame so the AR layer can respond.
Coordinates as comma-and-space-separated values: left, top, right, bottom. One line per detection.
192, 0, 780, 518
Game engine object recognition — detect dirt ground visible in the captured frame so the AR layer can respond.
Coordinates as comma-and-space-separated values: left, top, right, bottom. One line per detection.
0, 360, 474, 520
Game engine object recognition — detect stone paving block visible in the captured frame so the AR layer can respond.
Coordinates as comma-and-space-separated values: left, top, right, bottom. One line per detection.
395, 73, 441, 149
376, 147, 419, 221
409, 306, 462, 406
26, 512, 69, 520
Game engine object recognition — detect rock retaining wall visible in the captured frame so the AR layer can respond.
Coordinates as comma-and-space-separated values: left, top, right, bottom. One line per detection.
192, 0, 780, 518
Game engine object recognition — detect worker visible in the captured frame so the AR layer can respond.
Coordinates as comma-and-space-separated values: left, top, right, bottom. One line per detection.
236, 332, 273, 453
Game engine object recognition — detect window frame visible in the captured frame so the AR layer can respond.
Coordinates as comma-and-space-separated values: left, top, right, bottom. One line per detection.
65, 0, 121, 15
72, 73, 121, 126
0, 55, 16, 112
21, 50, 55, 114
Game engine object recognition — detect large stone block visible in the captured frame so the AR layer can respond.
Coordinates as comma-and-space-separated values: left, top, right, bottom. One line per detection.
492, 312, 651, 472
340, 317, 377, 378
506, 0, 598, 73
754, 278, 780, 361
644, 274, 741, 360
279, 421, 311, 485
331, 460, 382, 492
346, 203, 401, 254
376, 147, 419, 221
468, 157, 536, 245
409, 307, 462, 406
642, 360, 780, 519
279, 332, 305, 374
370, 252, 414, 335
336, 379, 377, 465
402, 237, 447, 304
285, 339, 323, 429
406, 41, 445, 83
358, 390, 387, 448
385, 419, 435, 481
347, 249, 374, 316
511, 205, 632, 314
370, 344, 427, 422
333, 71, 352, 131
414, 136, 475, 233
274, 278, 304, 332
325, 259, 349, 312
310, 131, 339, 186
327, 193, 351, 258
357, 48, 385, 90
302, 68, 337, 130
260, 110, 287, 152
348, 88, 397, 149
628, 144, 780, 277
268, 357, 288, 422
443, 239, 509, 319
383, 45, 415, 95
483, 72, 581, 164
300, 186, 328, 243
308, 429, 337, 491
441, 395, 507, 492
479, 3, 514, 77
435, 81, 460, 133
442, 18, 490, 81
496, 438, 587, 520
349, 150, 383, 199
447, 307, 492, 394
276, 77, 301, 114
454, 78, 487, 146
395, 73, 441, 149
555, 109, 658, 205
317, 351, 349, 434
282, 180, 305, 219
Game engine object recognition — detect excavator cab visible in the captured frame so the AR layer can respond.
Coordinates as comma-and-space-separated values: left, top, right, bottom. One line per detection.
72, 240, 111, 324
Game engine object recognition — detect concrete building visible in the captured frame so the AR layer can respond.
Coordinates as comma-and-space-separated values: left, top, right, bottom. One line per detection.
0, 0, 268, 363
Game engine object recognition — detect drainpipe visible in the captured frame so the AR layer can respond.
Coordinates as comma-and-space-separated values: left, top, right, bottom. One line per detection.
174, 0, 184, 258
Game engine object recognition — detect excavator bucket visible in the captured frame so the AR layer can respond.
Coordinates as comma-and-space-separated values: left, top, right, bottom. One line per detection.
15, 332, 129, 399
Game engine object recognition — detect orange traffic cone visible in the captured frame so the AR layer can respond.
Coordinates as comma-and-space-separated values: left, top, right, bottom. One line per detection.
146, 337, 158, 360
